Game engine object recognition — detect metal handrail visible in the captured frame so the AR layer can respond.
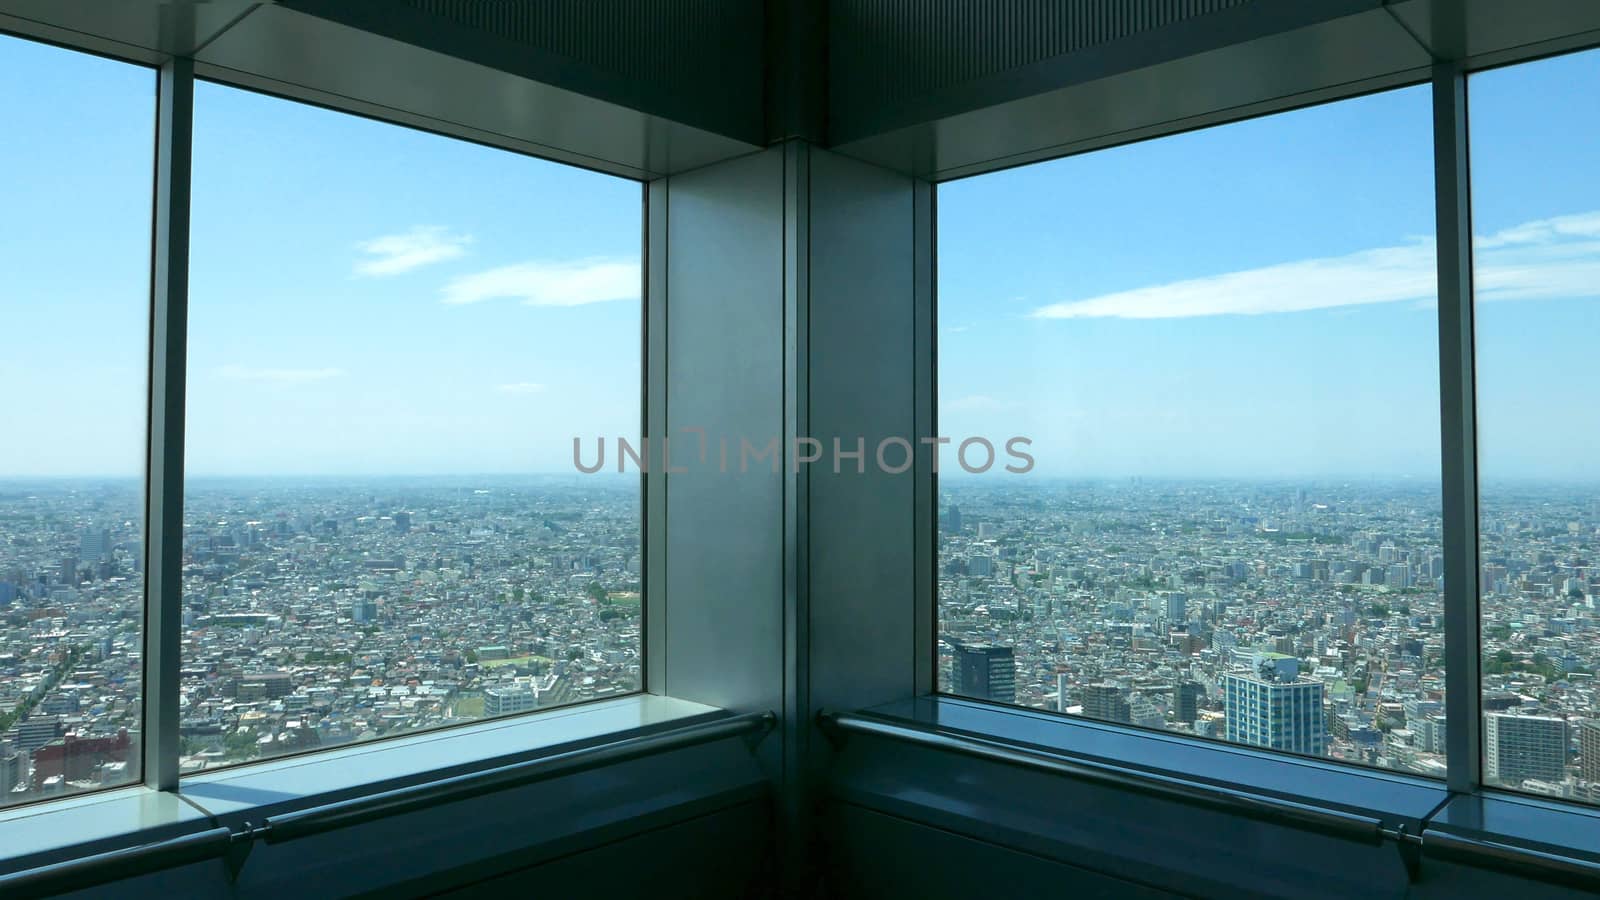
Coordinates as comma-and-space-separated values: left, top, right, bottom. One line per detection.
823, 711, 1387, 845
0, 711, 775, 893
1421, 827, 1600, 891
0, 825, 233, 900
255, 710, 776, 844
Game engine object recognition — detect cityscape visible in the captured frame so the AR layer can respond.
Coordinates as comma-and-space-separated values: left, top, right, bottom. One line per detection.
938, 478, 1600, 800
6, 473, 1600, 809
0, 477, 641, 808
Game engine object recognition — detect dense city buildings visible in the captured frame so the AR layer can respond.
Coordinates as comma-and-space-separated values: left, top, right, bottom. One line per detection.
1484, 713, 1568, 787
939, 479, 1600, 798
949, 641, 1016, 704
0, 477, 640, 808
1224, 657, 1327, 756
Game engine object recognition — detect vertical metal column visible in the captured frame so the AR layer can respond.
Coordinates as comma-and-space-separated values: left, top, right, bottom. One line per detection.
1433, 60, 1483, 795
142, 56, 193, 793
644, 179, 668, 694
912, 181, 937, 696
780, 138, 813, 891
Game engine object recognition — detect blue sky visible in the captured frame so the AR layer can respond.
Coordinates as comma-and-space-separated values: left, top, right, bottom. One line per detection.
2, 35, 1597, 479
940, 48, 1600, 481
2, 35, 639, 477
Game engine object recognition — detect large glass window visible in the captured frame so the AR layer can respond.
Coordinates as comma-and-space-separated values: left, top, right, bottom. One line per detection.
179, 84, 643, 769
937, 86, 1449, 776
0, 37, 154, 807
1470, 49, 1600, 802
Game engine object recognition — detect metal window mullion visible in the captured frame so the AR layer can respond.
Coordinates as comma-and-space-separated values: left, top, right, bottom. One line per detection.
913, 180, 936, 696
143, 56, 194, 793
644, 178, 667, 694
1432, 60, 1483, 796
780, 138, 811, 883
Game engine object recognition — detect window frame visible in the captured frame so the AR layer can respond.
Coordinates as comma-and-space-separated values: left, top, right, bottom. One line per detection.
162, 73, 655, 775
8, 7, 1600, 883
0, 32, 162, 810
0, 32, 656, 812
923, 44, 1600, 821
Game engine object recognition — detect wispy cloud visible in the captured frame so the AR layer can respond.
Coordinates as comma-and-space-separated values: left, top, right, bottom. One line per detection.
218, 365, 345, 384
945, 394, 1017, 412
355, 226, 472, 276
441, 258, 638, 307
1029, 211, 1600, 320
495, 382, 546, 394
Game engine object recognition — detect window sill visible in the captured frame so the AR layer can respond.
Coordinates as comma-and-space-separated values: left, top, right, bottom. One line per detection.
823, 696, 1450, 897
0, 784, 210, 873
1429, 789, 1600, 873
0, 693, 729, 878
859, 695, 1449, 826
181, 693, 723, 819
828, 697, 1600, 893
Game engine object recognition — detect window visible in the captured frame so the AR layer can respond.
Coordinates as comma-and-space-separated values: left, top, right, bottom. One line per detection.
179, 84, 643, 769
936, 86, 1450, 776
1470, 49, 1600, 803
0, 36, 154, 807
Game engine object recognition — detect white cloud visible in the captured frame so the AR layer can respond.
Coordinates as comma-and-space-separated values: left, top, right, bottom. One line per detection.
355, 226, 471, 276
1475, 210, 1600, 249
945, 394, 1017, 412
496, 382, 546, 394
218, 365, 345, 384
1029, 211, 1600, 320
441, 258, 639, 307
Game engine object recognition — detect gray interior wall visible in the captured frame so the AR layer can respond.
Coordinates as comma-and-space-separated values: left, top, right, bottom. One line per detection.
431, 800, 770, 900
805, 148, 920, 718
660, 147, 786, 721
825, 766, 1600, 900
825, 803, 1180, 900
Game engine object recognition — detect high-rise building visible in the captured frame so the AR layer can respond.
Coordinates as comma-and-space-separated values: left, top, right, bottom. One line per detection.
951, 643, 1015, 704
1386, 565, 1411, 590
1129, 694, 1165, 729
13, 717, 62, 753
484, 683, 539, 717
351, 598, 378, 624
0, 743, 22, 794
1485, 713, 1568, 786
1582, 720, 1600, 784
1163, 592, 1187, 622
1176, 681, 1205, 724
1417, 715, 1448, 755
1224, 659, 1326, 756
1082, 682, 1130, 724
947, 505, 962, 534
79, 528, 112, 563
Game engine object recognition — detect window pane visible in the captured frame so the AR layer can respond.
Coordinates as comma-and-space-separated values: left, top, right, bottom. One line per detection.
0, 37, 153, 806
181, 84, 642, 770
1470, 49, 1600, 803
937, 86, 1448, 776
